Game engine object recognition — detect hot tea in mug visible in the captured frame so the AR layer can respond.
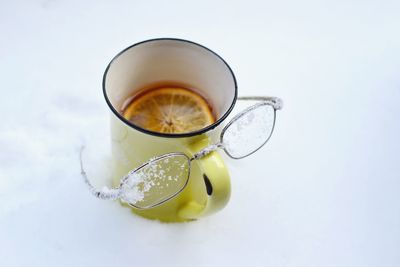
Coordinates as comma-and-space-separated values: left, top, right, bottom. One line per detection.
81, 38, 283, 222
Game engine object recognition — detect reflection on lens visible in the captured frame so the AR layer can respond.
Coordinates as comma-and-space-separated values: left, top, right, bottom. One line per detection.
119, 153, 190, 209
222, 103, 275, 159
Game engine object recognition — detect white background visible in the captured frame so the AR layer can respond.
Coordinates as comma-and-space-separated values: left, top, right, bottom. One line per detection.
1, 0, 399, 266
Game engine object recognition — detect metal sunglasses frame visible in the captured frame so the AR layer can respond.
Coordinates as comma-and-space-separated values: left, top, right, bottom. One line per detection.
80, 96, 283, 209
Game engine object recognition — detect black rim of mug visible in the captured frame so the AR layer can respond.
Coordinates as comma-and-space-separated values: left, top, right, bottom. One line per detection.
102, 37, 238, 138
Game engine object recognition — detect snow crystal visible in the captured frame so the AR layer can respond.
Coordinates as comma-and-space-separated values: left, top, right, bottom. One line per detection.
119, 171, 148, 204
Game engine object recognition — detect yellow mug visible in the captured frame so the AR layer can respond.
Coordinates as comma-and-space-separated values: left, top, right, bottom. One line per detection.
103, 38, 237, 222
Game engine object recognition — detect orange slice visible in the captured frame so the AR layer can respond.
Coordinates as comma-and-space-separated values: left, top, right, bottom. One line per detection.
123, 87, 215, 134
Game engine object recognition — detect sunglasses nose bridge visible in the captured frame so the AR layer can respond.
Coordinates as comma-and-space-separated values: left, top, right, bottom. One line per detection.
190, 143, 223, 161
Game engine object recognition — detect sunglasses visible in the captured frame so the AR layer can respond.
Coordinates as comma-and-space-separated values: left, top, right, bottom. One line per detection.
81, 96, 283, 209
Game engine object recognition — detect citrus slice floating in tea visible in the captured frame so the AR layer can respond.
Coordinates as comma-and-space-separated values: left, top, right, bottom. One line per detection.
123, 87, 215, 134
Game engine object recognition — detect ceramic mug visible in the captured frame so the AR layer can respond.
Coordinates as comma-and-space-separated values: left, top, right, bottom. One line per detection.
103, 38, 237, 222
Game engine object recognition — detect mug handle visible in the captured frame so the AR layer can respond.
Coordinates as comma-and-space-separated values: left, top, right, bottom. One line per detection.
177, 137, 231, 219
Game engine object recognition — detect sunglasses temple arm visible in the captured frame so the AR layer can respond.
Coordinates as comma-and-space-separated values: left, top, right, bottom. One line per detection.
80, 146, 121, 200
238, 96, 283, 110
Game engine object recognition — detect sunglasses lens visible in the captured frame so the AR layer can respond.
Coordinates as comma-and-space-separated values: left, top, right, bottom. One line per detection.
222, 104, 275, 159
120, 153, 190, 209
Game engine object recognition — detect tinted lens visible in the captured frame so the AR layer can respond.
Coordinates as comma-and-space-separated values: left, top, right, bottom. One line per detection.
222, 103, 275, 159
119, 153, 190, 209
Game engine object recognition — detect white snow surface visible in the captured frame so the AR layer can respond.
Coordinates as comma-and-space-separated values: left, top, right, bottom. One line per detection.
1, 1, 400, 267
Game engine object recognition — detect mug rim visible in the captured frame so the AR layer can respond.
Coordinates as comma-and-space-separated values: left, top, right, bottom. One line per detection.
102, 37, 238, 138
